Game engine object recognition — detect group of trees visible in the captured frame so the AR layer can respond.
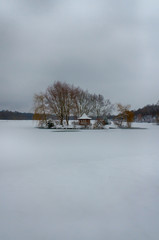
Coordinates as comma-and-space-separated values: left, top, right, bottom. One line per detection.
133, 103, 159, 119
132, 101, 159, 124
33, 81, 113, 126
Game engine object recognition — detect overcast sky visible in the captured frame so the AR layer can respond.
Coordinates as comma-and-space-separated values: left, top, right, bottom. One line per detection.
0, 0, 159, 112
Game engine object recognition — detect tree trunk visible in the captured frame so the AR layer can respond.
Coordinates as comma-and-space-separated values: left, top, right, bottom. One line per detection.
66, 117, 69, 125
60, 115, 63, 126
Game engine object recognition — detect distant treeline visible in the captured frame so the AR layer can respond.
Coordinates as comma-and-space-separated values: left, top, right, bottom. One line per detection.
0, 110, 95, 120
133, 104, 159, 117
0, 110, 33, 120
1, 104, 159, 120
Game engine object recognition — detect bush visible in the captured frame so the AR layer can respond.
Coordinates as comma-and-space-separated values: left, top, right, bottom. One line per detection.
46, 119, 54, 128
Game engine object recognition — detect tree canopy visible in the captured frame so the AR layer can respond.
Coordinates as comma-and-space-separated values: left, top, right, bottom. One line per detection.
33, 81, 113, 126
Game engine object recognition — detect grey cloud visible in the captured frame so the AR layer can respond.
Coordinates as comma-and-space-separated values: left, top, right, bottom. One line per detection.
19, 0, 61, 15
0, 0, 159, 111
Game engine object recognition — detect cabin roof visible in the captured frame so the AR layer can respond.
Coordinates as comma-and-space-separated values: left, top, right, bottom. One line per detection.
78, 113, 92, 120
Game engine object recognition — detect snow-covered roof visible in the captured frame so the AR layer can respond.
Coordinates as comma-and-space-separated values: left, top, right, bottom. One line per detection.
78, 113, 92, 120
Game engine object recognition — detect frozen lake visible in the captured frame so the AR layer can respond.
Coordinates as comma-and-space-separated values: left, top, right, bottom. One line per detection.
0, 120, 159, 240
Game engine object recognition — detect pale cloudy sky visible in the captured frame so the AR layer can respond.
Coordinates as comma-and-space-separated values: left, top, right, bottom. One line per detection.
0, 0, 159, 112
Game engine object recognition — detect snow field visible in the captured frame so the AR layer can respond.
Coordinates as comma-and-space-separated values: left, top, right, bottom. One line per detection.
0, 121, 159, 240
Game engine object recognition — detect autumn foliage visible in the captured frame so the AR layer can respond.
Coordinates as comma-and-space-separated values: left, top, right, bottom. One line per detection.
115, 104, 134, 128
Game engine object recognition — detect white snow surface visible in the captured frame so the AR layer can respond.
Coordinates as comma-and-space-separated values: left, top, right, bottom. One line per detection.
0, 120, 159, 240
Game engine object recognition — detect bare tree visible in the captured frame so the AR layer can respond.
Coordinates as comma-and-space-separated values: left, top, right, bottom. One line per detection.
73, 89, 92, 118
63, 83, 77, 125
45, 82, 78, 125
91, 94, 113, 119
103, 99, 114, 117
45, 82, 65, 125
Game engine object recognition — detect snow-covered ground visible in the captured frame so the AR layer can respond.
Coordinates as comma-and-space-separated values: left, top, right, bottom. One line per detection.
0, 120, 159, 240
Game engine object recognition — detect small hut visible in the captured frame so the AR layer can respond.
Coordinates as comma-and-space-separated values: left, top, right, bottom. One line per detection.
78, 113, 92, 126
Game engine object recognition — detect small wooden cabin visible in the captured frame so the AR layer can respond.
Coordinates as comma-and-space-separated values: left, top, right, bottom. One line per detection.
78, 113, 92, 126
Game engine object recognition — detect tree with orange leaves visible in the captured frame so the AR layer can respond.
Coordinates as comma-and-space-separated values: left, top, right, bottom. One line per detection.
33, 93, 48, 127
115, 104, 134, 128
